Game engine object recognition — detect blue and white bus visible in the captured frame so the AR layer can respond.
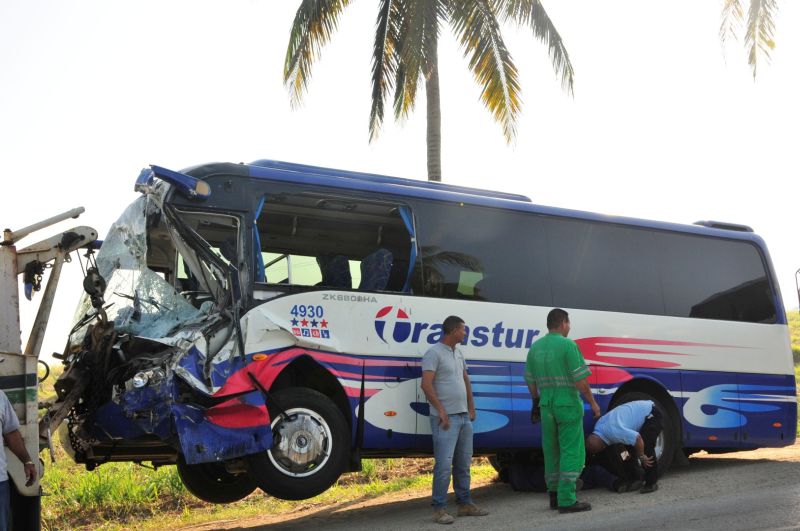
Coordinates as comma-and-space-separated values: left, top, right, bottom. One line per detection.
50, 159, 796, 503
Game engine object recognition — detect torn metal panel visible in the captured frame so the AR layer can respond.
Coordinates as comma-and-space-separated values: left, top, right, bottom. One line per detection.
117, 378, 174, 437
91, 402, 149, 440
172, 399, 271, 465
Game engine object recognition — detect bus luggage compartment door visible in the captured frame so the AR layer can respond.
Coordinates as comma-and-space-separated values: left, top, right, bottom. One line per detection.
680, 371, 742, 450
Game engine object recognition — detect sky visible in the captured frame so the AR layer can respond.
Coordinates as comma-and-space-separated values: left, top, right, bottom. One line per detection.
1, 1, 799, 363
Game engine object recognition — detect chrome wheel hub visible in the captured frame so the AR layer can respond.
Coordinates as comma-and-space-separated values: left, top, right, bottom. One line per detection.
654, 430, 664, 459
268, 407, 332, 477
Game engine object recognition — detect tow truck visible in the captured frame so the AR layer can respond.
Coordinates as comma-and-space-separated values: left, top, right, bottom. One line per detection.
0, 208, 97, 530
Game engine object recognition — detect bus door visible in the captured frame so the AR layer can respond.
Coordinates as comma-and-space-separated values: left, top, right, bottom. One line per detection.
361, 354, 420, 450
680, 371, 742, 450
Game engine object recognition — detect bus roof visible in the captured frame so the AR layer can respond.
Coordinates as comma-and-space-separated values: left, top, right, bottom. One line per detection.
182, 160, 768, 246
249, 159, 533, 203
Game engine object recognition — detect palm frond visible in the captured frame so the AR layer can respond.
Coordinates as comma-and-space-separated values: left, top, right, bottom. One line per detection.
449, 0, 522, 143
720, 0, 744, 46
392, 63, 412, 120
369, 0, 401, 141
284, 0, 353, 107
503, 0, 574, 96
745, 0, 778, 78
392, 0, 427, 121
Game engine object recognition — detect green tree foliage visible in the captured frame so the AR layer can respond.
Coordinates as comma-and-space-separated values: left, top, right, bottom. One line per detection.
720, 0, 779, 78
284, 0, 573, 181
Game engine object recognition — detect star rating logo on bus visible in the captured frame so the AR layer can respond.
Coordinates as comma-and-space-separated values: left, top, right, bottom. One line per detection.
290, 304, 330, 339
374, 306, 540, 349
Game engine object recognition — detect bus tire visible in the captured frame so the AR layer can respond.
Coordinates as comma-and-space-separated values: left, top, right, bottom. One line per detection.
176, 456, 257, 504
613, 390, 679, 476
247, 387, 349, 500
488, 453, 510, 483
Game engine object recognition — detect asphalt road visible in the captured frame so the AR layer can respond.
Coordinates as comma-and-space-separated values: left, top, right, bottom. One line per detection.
206, 445, 800, 531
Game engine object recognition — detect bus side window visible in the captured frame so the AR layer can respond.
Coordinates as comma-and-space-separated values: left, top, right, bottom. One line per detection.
254, 193, 414, 293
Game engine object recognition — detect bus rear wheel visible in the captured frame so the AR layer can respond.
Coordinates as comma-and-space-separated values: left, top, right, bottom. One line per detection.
176, 456, 257, 504
612, 391, 679, 476
247, 387, 349, 500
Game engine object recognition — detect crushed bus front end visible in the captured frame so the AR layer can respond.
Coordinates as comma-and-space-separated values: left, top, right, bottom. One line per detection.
50, 168, 285, 503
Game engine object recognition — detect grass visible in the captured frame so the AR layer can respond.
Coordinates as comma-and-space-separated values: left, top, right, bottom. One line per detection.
41, 441, 494, 530
789, 311, 800, 436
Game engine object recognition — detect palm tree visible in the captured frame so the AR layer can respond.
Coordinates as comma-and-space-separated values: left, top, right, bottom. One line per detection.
720, 0, 779, 78
284, 0, 573, 181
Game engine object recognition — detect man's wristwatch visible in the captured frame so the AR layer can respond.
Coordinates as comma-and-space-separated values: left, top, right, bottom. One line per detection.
23, 461, 34, 466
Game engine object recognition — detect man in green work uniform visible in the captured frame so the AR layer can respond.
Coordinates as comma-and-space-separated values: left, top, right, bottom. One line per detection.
525, 308, 600, 514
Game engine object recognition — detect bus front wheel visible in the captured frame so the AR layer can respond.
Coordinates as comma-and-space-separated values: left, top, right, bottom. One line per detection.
612, 391, 679, 476
248, 387, 349, 500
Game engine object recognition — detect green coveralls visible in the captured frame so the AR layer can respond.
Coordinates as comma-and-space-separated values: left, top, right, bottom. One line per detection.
524, 332, 592, 507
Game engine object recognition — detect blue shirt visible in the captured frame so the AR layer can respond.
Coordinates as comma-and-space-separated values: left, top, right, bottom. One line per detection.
592, 400, 654, 446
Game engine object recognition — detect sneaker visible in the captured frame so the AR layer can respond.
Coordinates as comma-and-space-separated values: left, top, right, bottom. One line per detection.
433, 509, 455, 524
549, 491, 558, 510
628, 480, 643, 492
457, 503, 489, 517
558, 501, 592, 514
640, 483, 659, 494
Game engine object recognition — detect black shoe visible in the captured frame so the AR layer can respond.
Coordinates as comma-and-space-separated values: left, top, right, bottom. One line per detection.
640, 483, 658, 494
549, 491, 558, 510
612, 479, 627, 493
558, 501, 592, 514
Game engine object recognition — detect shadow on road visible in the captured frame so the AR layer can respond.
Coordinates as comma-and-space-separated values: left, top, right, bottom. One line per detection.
226, 483, 504, 530
220, 449, 800, 530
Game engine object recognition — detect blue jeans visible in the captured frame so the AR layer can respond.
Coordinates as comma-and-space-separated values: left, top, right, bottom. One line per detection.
0, 480, 9, 531
430, 413, 473, 509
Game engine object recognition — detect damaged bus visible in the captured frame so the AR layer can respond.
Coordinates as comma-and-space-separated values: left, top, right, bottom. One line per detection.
47, 160, 796, 503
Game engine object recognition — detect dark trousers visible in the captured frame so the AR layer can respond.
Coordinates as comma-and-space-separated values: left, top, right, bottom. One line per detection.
580, 464, 618, 490
595, 407, 663, 487
0, 480, 9, 531
640, 408, 662, 486
596, 444, 639, 485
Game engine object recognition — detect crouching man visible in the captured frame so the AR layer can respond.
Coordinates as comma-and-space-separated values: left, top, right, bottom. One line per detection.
586, 400, 662, 493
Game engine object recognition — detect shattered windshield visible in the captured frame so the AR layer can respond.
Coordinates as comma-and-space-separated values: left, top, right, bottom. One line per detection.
69, 190, 240, 345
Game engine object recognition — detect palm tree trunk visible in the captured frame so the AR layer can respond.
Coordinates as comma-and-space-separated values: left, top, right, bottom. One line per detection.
425, 34, 442, 182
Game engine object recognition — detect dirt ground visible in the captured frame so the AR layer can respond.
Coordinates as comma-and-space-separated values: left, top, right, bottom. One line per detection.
177, 442, 800, 530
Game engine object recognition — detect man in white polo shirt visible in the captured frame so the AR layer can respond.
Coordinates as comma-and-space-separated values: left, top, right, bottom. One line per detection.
421, 315, 489, 525
0, 389, 36, 531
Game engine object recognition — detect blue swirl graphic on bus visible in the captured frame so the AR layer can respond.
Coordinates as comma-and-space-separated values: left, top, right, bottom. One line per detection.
409, 396, 511, 433
684, 384, 795, 428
